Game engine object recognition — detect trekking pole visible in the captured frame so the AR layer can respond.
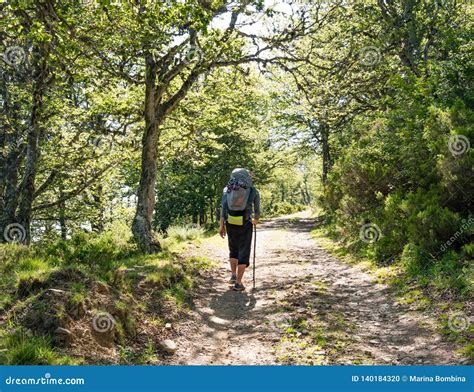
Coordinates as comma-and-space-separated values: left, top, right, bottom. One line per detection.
253, 223, 256, 290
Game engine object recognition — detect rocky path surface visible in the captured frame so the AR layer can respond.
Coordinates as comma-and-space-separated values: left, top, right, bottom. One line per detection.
168, 212, 468, 365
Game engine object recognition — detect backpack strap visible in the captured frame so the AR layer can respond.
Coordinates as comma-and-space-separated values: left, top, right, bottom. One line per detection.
244, 187, 255, 220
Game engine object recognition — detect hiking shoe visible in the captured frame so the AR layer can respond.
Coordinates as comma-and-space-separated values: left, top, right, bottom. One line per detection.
229, 274, 237, 284
233, 283, 245, 291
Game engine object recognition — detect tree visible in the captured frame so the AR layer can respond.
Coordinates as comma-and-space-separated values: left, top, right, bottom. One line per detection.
57, 0, 314, 252
1, 0, 141, 243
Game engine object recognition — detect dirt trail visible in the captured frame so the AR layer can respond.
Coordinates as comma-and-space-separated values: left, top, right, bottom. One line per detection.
169, 211, 468, 365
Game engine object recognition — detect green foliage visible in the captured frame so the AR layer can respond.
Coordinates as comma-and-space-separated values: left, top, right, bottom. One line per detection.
0, 331, 80, 365
462, 344, 474, 360
318, 21, 473, 293
146, 69, 278, 229
0, 219, 210, 364
43, 221, 138, 267
145, 264, 185, 288
267, 201, 306, 217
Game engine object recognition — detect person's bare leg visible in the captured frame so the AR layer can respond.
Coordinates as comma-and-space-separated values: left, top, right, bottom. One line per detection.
236, 264, 246, 286
230, 258, 238, 276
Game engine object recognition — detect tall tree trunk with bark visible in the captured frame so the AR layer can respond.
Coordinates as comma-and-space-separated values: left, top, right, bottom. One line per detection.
17, 46, 49, 244
132, 45, 202, 252
0, 72, 24, 242
321, 123, 331, 184
59, 188, 67, 241
132, 54, 162, 253
0, 149, 21, 242
199, 206, 205, 226
90, 185, 105, 233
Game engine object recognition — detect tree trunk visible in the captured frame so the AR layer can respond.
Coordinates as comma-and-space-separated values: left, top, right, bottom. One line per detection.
300, 187, 307, 205
17, 52, 47, 244
303, 176, 311, 204
0, 74, 7, 209
0, 80, 23, 243
13, 33, 50, 244
0, 150, 20, 243
91, 184, 105, 233
59, 188, 67, 240
209, 199, 214, 223
132, 54, 161, 253
321, 123, 331, 184
215, 197, 221, 222
132, 53, 202, 252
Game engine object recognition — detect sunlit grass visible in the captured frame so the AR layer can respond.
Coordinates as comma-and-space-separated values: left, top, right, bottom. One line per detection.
0, 330, 81, 365
166, 224, 205, 242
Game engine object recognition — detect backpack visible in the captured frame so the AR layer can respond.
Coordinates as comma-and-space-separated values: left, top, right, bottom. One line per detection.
225, 168, 253, 225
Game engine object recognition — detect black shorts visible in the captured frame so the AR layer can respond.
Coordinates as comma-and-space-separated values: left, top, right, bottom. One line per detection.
226, 220, 253, 266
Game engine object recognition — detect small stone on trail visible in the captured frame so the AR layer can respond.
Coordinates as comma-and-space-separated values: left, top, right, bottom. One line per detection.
210, 316, 229, 325
160, 339, 177, 354
54, 327, 72, 335
53, 327, 73, 345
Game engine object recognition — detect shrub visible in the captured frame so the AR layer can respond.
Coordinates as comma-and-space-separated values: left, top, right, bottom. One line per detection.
268, 201, 306, 217
166, 224, 204, 242
320, 82, 472, 295
0, 245, 36, 276
43, 221, 138, 266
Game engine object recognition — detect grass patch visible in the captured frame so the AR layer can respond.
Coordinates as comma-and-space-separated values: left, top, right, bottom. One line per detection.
69, 282, 87, 305
312, 280, 328, 292
461, 344, 474, 360
275, 312, 358, 365
166, 224, 205, 242
0, 330, 81, 365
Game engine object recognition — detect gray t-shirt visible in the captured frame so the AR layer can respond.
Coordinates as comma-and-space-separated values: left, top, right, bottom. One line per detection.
221, 187, 261, 220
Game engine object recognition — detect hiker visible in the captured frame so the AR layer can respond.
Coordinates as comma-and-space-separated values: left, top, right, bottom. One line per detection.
220, 168, 260, 291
